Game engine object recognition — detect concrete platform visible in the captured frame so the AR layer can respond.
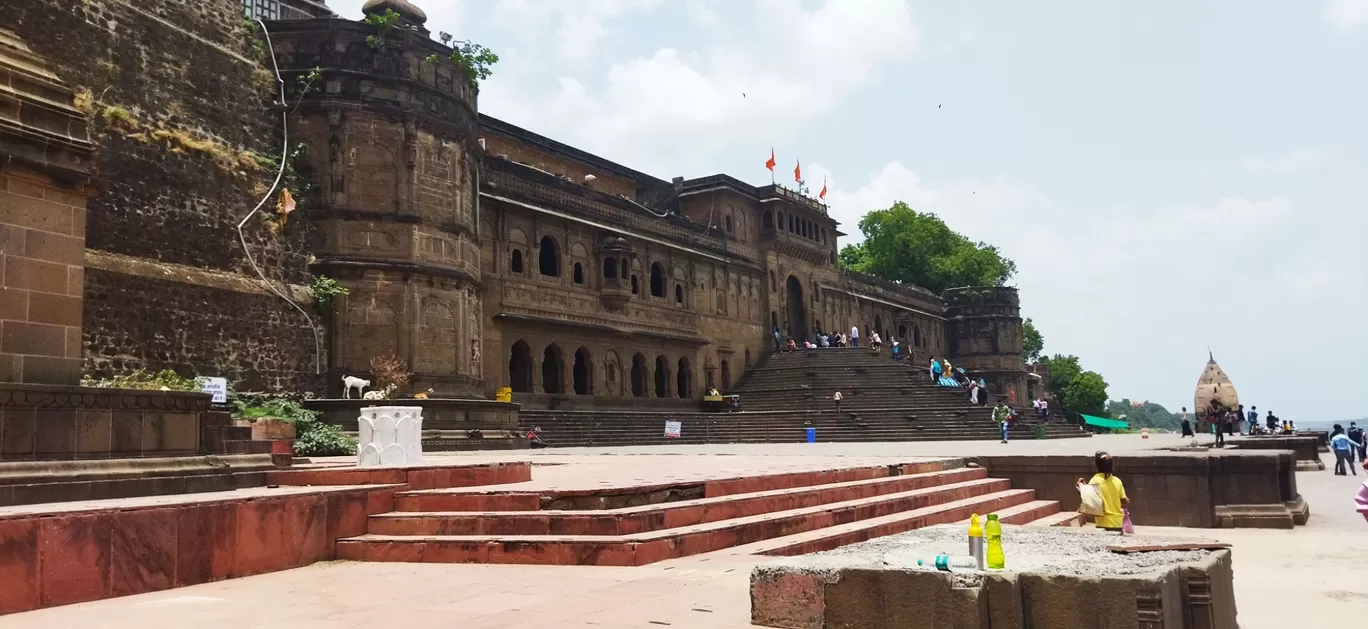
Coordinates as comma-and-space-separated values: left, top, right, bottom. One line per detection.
750, 524, 1237, 629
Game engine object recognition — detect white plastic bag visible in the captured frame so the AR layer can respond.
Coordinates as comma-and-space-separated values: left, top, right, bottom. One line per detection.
1077, 483, 1104, 516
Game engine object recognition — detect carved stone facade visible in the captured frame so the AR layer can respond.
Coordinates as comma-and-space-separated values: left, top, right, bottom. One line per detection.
4, 0, 1026, 406
267, 2, 1025, 407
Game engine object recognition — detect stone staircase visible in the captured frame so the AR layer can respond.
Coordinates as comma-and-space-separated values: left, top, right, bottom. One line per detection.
335, 460, 1084, 566
518, 348, 1088, 446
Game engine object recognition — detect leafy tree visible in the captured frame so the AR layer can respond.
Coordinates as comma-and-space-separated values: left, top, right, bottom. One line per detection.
1022, 318, 1043, 364
1062, 371, 1109, 416
838, 202, 1016, 292
1039, 354, 1081, 402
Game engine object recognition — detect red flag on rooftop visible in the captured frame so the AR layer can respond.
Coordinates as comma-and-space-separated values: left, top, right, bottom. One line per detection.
819, 177, 827, 201
765, 148, 776, 172
794, 161, 802, 183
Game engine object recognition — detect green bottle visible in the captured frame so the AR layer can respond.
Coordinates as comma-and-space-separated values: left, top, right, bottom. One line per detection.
985, 513, 1005, 569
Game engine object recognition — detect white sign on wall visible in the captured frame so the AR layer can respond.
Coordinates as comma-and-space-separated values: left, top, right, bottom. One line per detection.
201, 377, 228, 404
664, 421, 682, 438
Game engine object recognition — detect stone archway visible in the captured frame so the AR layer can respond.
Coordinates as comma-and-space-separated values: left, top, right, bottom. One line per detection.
654, 355, 670, 398
676, 357, 692, 399
542, 344, 564, 394
573, 346, 592, 395
785, 275, 806, 342
509, 341, 533, 392
631, 353, 648, 397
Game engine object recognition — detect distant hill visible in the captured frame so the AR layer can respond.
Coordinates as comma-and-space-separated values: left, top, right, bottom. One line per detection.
1106, 399, 1182, 431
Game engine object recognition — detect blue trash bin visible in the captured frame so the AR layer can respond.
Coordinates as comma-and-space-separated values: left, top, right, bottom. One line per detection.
805, 427, 816, 443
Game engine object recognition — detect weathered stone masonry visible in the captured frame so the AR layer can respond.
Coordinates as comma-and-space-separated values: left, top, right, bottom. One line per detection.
5, 0, 1027, 405
3, 0, 323, 391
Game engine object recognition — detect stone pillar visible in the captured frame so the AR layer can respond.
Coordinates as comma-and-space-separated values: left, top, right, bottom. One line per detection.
0, 29, 96, 385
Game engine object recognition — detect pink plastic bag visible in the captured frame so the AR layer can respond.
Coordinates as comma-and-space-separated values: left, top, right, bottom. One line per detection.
1121, 509, 1135, 535
1356, 480, 1368, 523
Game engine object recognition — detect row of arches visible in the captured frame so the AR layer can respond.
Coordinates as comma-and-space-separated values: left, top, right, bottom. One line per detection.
508, 341, 704, 398
761, 210, 827, 245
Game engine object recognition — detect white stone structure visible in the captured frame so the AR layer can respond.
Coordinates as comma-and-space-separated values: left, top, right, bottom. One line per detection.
357, 406, 424, 467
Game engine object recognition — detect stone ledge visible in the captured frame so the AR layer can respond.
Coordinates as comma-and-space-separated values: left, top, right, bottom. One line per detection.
750, 526, 1237, 629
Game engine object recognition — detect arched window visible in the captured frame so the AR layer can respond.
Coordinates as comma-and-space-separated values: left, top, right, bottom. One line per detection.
572, 262, 584, 284
510, 249, 524, 274
725, 215, 733, 234
675, 284, 684, 304
762, 211, 774, 230
788, 215, 795, 232
603, 257, 618, 279
649, 262, 665, 298
898, 324, 908, 339
777, 212, 785, 231
538, 236, 560, 277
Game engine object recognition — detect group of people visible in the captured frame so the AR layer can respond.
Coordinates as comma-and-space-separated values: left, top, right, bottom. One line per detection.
1330, 423, 1367, 476
774, 325, 883, 352
1177, 403, 1292, 445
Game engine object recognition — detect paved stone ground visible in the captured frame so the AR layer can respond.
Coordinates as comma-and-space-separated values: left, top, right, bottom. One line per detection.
5, 434, 1366, 629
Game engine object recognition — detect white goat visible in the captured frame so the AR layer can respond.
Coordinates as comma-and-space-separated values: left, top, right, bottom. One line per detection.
342, 376, 370, 399
362, 384, 397, 401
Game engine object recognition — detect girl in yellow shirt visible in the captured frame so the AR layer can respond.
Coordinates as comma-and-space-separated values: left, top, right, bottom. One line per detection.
1078, 451, 1129, 530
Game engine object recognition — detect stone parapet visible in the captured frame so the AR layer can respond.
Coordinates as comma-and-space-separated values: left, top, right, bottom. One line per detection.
972, 450, 1308, 529
305, 397, 524, 451
0, 383, 223, 462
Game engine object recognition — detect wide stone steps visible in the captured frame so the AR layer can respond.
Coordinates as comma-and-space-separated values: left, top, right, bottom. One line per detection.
367, 468, 990, 536
743, 490, 1041, 557
337, 478, 1025, 566
335, 461, 1078, 567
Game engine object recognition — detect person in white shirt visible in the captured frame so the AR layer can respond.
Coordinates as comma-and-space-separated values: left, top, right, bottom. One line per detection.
832, 390, 844, 414
850, 325, 860, 348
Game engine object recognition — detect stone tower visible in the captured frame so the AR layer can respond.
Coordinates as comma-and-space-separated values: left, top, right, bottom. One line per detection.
943, 287, 1027, 403
269, 0, 485, 396
1194, 352, 1238, 413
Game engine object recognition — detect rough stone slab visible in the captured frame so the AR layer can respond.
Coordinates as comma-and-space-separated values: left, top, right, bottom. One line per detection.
751, 524, 1237, 629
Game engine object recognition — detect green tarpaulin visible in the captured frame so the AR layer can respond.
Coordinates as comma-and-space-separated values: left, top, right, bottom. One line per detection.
1080, 414, 1129, 430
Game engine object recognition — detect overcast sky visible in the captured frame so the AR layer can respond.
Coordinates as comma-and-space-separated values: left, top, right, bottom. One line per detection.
327, 0, 1367, 423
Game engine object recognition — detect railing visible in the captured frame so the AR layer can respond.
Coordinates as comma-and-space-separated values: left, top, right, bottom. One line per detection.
242, 0, 329, 20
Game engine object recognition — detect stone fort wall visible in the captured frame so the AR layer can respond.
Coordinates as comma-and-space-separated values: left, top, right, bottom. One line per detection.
2, 0, 324, 391
4, 0, 1026, 403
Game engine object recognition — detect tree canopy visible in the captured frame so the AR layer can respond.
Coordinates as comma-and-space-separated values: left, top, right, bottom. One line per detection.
1022, 318, 1043, 364
1037, 353, 1110, 417
837, 202, 1016, 293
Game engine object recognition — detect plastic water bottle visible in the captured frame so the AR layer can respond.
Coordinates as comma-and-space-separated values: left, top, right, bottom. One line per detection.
985, 513, 1005, 569
967, 513, 986, 570
917, 554, 978, 572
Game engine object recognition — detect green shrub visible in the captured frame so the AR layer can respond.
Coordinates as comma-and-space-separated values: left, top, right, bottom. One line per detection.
81, 368, 204, 391
230, 394, 357, 457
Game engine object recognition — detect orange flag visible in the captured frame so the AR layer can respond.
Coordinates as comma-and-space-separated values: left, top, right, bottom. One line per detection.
794, 161, 802, 183
765, 148, 776, 171
819, 177, 827, 200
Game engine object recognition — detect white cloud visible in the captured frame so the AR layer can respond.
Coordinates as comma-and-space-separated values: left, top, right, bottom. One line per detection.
1237, 149, 1328, 175
1325, 0, 1368, 30
490, 0, 662, 62
480, 0, 920, 174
